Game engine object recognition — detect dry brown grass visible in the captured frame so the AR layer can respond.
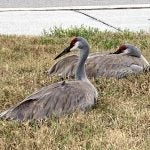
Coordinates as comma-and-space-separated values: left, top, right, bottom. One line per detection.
0, 28, 150, 150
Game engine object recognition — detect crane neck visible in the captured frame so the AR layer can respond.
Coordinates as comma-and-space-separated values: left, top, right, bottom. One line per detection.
75, 46, 89, 81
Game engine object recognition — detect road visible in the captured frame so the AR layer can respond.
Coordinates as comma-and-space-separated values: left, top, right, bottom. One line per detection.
0, 0, 149, 8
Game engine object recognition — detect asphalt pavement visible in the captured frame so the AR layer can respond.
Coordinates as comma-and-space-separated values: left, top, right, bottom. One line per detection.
0, 0, 149, 8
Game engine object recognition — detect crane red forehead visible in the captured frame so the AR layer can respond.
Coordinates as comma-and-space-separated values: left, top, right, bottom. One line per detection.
112, 44, 127, 54
117, 44, 127, 52
70, 38, 78, 46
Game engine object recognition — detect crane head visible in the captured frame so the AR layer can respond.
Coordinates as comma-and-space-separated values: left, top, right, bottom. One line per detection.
54, 37, 79, 60
113, 44, 141, 57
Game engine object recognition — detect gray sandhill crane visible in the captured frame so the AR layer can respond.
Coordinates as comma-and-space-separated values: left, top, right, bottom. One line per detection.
48, 44, 149, 79
0, 37, 98, 121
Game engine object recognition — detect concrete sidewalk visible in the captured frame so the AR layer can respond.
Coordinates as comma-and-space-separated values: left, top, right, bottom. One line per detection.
0, 5, 150, 35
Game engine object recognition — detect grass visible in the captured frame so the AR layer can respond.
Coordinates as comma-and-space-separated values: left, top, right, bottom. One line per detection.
0, 27, 150, 150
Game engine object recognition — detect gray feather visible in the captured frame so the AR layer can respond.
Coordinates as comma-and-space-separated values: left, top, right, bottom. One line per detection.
48, 53, 147, 78
0, 81, 97, 121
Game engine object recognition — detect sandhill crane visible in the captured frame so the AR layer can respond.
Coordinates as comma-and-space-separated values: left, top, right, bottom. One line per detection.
0, 37, 98, 121
48, 44, 149, 79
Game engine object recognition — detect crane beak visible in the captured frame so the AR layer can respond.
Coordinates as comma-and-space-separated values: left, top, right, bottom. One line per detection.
54, 46, 71, 60
112, 48, 121, 54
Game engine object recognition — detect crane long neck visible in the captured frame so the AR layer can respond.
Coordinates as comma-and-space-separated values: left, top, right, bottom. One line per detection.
75, 47, 89, 81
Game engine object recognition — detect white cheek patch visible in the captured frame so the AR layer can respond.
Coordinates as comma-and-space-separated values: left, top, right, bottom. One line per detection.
70, 41, 79, 51
123, 49, 129, 54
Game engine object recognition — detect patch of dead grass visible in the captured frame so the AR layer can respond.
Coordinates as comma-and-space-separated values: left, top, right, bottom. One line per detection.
0, 30, 150, 150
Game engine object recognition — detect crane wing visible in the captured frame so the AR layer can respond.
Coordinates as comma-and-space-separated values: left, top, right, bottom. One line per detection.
47, 52, 145, 79
0, 81, 96, 121
86, 54, 145, 78
48, 55, 78, 77
48, 52, 108, 78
